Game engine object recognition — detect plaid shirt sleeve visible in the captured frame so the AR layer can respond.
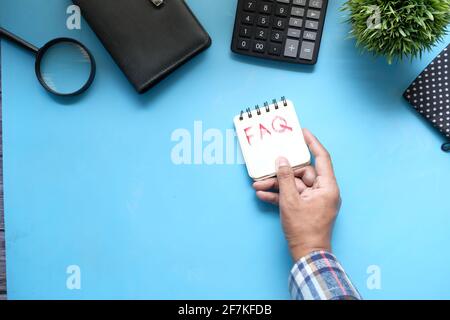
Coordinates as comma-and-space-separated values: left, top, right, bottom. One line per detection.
289, 251, 361, 300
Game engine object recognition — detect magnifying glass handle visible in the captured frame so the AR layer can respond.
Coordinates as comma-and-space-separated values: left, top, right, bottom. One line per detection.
0, 27, 39, 53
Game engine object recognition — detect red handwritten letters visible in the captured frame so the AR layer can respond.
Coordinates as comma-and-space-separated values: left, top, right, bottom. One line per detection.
244, 116, 293, 146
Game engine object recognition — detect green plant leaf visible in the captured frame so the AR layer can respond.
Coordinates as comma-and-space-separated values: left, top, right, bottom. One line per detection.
341, 0, 450, 64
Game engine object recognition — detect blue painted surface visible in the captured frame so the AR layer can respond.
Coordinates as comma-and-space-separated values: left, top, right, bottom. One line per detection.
1, 0, 449, 299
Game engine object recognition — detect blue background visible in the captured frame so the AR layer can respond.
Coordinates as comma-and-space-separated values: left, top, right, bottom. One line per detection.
1, 0, 450, 299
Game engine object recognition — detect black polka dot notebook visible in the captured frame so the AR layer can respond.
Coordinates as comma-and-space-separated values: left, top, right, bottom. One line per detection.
404, 44, 450, 152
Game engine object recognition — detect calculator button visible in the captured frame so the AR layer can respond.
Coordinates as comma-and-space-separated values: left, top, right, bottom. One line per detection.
291, 7, 305, 17
257, 15, 271, 27
289, 17, 303, 27
309, 0, 323, 9
305, 20, 319, 30
274, 18, 286, 29
293, 0, 306, 5
255, 28, 268, 40
299, 41, 315, 60
303, 30, 317, 41
275, 5, 289, 17
243, 0, 257, 12
307, 9, 321, 19
253, 41, 266, 53
271, 30, 284, 43
237, 38, 251, 50
269, 43, 282, 56
259, 2, 273, 14
284, 39, 299, 58
242, 14, 255, 25
276, 0, 290, 3
239, 26, 253, 38
287, 28, 301, 38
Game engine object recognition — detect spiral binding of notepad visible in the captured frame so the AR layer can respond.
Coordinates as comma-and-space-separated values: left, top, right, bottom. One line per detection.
239, 96, 288, 121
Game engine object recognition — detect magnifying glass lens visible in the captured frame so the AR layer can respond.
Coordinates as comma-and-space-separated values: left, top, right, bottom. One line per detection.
38, 41, 93, 95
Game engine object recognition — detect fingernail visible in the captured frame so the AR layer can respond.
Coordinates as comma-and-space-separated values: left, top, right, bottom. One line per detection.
276, 157, 290, 169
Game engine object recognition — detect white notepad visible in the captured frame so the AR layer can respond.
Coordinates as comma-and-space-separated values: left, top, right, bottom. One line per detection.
234, 98, 311, 181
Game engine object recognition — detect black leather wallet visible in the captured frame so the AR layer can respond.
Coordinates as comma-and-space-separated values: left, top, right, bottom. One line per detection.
73, 0, 211, 93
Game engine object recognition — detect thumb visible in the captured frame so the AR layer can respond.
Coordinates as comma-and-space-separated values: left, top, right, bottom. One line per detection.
276, 157, 299, 203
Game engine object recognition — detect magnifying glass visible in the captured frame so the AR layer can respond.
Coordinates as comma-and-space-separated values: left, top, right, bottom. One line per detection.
0, 27, 96, 96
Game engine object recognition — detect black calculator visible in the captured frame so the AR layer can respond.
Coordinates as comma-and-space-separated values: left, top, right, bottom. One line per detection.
231, 0, 328, 65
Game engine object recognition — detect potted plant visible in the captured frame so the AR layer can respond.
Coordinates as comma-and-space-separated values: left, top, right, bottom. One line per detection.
342, 0, 450, 63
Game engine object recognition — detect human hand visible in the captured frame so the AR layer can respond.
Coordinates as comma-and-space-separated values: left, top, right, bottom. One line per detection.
252, 129, 341, 261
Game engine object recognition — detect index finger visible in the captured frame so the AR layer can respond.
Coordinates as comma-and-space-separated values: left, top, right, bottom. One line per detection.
302, 128, 335, 178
